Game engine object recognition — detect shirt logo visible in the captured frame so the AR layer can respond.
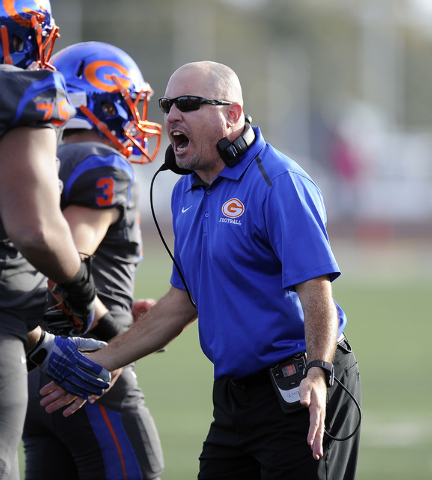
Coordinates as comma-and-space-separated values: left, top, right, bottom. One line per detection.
222, 198, 245, 218
181, 205, 192, 213
220, 199, 244, 225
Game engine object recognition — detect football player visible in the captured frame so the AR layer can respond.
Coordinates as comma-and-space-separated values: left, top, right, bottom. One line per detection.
23, 41, 164, 480
0, 3, 110, 479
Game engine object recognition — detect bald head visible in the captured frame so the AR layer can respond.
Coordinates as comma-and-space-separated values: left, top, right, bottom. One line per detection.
166, 61, 243, 106
163, 61, 248, 184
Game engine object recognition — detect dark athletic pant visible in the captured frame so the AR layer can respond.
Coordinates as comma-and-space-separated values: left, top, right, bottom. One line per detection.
199, 337, 361, 480
0, 334, 27, 480
24, 364, 164, 480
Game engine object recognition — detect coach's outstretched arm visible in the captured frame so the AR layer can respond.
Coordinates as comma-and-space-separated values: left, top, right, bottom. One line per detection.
92, 286, 197, 369
40, 286, 198, 415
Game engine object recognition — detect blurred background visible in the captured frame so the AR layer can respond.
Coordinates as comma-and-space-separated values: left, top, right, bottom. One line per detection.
21, 1, 432, 479
52, 0, 432, 234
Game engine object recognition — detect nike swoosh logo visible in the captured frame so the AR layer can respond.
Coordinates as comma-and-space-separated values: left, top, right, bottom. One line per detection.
182, 206, 193, 213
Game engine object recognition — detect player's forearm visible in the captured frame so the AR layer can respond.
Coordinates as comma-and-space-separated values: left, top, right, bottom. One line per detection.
12, 222, 81, 284
0, 127, 82, 283
88, 286, 197, 371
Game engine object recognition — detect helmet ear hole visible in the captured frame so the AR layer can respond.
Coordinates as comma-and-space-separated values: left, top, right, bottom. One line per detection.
77, 60, 85, 79
101, 102, 117, 118
12, 35, 23, 53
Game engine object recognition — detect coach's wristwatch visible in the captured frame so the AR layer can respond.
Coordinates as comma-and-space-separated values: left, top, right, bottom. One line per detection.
304, 360, 335, 387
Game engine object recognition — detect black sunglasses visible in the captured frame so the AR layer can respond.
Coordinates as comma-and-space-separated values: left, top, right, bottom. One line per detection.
158, 96, 233, 114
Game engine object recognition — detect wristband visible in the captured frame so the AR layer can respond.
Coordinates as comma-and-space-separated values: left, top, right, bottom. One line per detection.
26, 329, 47, 372
304, 360, 334, 387
57, 255, 95, 307
91, 311, 121, 342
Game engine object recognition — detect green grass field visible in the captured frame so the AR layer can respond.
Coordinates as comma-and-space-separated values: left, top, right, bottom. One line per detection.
19, 235, 432, 479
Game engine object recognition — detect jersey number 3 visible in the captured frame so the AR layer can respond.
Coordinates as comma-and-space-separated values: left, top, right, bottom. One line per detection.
96, 177, 115, 206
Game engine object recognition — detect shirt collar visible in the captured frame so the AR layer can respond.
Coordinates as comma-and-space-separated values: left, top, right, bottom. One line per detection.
188, 127, 265, 191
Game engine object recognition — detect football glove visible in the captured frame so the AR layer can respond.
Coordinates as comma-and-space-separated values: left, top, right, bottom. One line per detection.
27, 330, 110, 399
44, 255, 96, 335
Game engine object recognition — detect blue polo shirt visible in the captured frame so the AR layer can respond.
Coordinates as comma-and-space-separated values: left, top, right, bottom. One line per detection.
170, 127, 347, 380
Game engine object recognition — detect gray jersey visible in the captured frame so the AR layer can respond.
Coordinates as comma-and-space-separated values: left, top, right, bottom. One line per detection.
0, 65, 75, 341
57, 142, 142, 333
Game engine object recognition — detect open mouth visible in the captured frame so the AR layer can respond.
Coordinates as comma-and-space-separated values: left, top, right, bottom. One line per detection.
172, 131, 189, 153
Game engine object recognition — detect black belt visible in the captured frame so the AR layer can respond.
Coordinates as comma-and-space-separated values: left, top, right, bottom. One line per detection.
230, 368, 270, 388
229, 333, 347, 389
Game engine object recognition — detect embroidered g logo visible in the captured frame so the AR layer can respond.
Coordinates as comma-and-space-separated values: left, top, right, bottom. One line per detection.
222, 198, 244, 218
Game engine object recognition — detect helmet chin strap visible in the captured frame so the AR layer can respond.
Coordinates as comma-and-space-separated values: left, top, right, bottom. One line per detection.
0, 26, 12, 65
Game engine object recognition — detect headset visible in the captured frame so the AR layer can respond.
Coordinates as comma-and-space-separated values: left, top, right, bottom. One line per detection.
160, 114, 255, 175
217, 114, 255, 167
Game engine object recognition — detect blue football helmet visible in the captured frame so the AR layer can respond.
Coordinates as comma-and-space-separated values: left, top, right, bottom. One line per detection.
51, 41, 162, 164
0, 0, 59, 69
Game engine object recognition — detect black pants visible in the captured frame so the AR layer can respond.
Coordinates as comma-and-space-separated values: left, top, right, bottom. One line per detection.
0, 334, 27, 480
198, 337, 361, 480
24, 365, 164, 480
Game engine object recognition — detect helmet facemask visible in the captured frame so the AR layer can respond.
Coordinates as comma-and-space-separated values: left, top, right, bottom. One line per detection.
28, 13, 60, 70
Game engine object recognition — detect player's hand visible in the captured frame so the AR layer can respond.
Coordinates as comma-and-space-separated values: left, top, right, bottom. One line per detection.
40, 367, 123, 417
46, 255, 96, 335
132, 298, 167, 353
132, 298, 156, 322
43, 298, 95, 336
27, 331, 110, 399
299, 368, 328, 460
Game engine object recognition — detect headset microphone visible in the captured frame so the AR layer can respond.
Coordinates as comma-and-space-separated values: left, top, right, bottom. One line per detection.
158, 144, 192, 175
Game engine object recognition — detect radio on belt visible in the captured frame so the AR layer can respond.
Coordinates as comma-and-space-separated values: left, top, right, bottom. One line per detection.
269, 353, 307, 413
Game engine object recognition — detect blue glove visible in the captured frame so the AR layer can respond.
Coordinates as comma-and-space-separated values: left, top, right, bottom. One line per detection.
27, 331, 110, 399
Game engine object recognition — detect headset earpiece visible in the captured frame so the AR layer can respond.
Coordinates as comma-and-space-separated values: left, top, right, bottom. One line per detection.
217, 116, 255, 168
